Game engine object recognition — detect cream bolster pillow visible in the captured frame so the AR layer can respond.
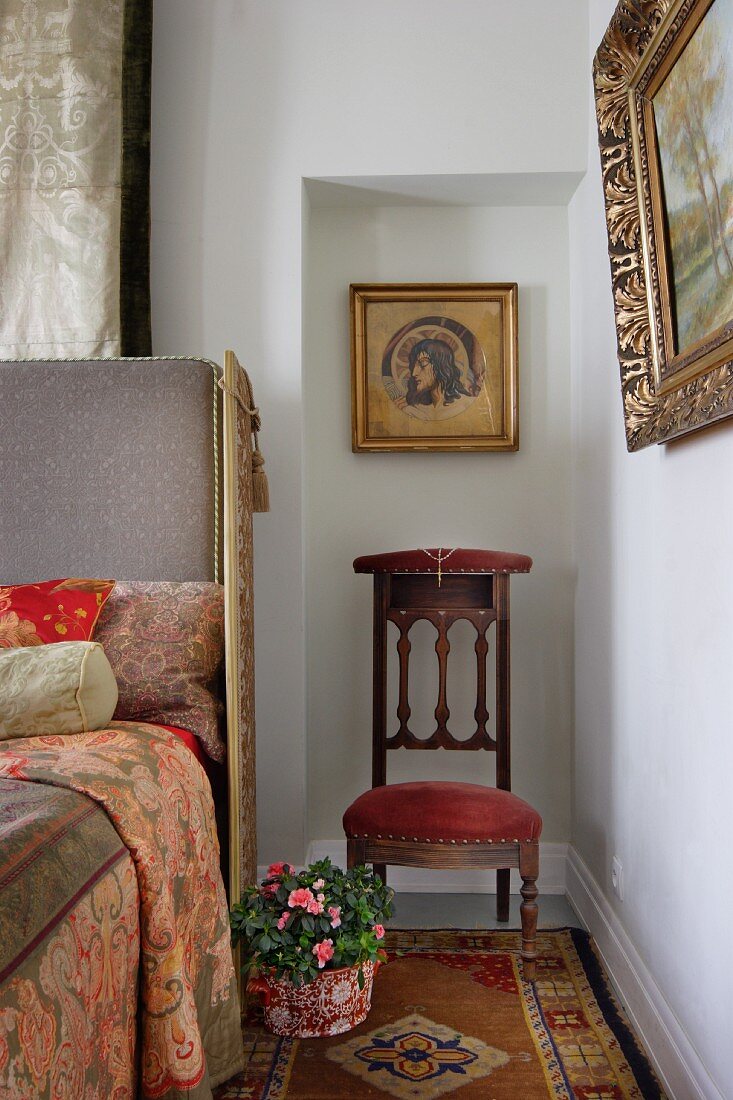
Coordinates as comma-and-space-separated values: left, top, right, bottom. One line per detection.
0, 641, 118, 739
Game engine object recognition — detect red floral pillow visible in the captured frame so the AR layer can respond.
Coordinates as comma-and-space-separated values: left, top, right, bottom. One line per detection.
94, 581, 226, 762
0, 579, 115, 648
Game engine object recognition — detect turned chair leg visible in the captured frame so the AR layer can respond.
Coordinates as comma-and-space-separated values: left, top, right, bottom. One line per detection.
346, 842, 385, 883
496, 868, 510, 921
519, 842, 539, 981
347, 839, 366, 869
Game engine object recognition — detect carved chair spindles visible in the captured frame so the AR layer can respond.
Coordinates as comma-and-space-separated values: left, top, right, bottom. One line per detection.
343, 548, 541, 981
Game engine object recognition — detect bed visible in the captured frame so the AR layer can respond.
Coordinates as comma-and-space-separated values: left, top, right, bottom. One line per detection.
0, 353, 258, 1098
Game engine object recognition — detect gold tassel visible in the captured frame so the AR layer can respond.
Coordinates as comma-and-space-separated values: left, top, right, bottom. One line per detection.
241, 368, 270, 514
251, 447, 270, 514
218, 367, 271, 513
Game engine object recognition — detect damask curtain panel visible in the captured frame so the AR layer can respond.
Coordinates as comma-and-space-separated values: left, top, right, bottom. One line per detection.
0, 0, 152, 358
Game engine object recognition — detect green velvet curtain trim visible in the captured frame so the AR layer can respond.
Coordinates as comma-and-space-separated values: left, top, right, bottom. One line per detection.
120, 0, 153, 356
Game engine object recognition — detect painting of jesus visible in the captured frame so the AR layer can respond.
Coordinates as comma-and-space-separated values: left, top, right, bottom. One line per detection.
350, 283, 518, 453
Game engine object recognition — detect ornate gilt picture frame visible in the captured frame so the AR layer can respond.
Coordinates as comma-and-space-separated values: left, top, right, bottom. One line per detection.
350, 283, 518, 452
595, 0, 733, 449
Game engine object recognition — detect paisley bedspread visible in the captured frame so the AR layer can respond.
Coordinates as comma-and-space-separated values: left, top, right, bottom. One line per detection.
0, 722, 244, 1099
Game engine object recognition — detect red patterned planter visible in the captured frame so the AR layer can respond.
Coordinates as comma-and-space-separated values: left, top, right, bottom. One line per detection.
248, 960, 380, 1038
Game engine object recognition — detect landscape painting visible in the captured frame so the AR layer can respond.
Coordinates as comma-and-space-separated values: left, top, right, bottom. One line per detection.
653, 0, 733, 355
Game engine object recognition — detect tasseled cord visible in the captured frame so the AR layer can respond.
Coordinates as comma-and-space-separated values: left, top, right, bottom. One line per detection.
218, 370, 270, 513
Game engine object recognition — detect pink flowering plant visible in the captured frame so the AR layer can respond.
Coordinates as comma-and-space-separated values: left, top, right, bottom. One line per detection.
230, 858, 393, 988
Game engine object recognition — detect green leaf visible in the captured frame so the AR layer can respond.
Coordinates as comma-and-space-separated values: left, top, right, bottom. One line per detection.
233, 856, 396, 983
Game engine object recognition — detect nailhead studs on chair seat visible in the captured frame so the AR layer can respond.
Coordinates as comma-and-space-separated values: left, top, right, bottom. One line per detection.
343, 782, 542, 844
353, 548, 533, 575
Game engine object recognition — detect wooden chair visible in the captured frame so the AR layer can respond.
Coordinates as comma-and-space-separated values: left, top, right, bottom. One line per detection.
343, 548, 542, 980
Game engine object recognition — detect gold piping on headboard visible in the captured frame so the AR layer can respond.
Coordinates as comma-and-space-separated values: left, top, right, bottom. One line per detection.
212, 366, 221, 583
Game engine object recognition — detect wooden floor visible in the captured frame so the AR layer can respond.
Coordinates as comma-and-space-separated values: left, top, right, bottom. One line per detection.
388, 892, 583, 930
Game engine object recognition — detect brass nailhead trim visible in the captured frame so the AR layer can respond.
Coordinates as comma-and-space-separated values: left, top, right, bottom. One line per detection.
349, 834, 532, 843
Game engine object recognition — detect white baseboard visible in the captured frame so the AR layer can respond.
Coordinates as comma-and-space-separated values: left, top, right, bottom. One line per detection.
566, 846, 722, 1100
286, 839, 569, 895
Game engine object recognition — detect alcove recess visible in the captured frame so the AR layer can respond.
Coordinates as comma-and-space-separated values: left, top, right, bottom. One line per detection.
301, 172, 580, 849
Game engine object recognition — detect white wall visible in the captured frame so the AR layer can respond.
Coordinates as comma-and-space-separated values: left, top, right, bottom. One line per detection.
150, 0, 733, 1088
151, 0, 589, 865
569, 3, 733, 1095
304, 203, 573, 847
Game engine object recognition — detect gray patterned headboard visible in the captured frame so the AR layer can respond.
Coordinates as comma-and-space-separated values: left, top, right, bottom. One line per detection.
1, 359, 223, 584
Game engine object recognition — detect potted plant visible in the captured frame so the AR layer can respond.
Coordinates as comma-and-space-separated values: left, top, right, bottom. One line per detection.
230, 858, 393, 1037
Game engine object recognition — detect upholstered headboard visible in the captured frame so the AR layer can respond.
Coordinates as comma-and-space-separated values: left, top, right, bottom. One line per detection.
1, 353, 257, 917
1, 358, 222, 583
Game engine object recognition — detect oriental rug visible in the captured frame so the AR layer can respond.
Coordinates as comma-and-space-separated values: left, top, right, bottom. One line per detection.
215, 928, 666, 1099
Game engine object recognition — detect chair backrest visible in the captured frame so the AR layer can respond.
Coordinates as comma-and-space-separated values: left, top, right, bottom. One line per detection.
353, 549, 533, 795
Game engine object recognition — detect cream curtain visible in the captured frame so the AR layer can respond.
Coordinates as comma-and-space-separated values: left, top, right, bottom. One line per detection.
0, 0, 152, 358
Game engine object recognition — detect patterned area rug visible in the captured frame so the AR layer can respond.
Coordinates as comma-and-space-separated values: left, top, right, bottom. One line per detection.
215, 928, 666, 1099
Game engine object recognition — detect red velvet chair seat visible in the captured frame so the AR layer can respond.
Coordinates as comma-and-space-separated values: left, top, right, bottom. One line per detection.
353, 548, 532, 575
343, 782, 542, 844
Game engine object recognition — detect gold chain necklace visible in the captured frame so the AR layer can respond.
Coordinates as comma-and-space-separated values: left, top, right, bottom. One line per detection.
419, 547, 457, 587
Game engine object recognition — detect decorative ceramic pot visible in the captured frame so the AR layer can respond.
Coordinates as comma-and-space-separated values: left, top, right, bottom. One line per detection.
247, 960, 380, 1038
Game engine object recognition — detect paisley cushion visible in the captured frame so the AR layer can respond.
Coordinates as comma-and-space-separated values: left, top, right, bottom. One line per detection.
0, 578, 115, 648
95, 581, 225, 761
0, 641, 118, 738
